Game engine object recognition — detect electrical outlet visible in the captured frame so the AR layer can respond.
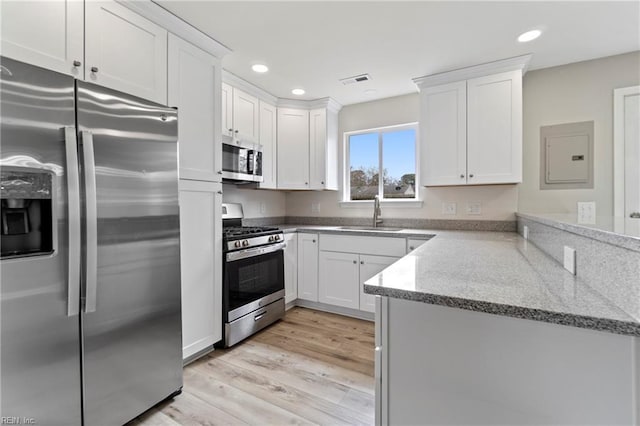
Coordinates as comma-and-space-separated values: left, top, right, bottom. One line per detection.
311, 202, 321, 214
523, 225, 529, 240
563, 246, 576, 275
260, 202, 266, 214
466, 202, 482, 215
577, 201, 596, 224
441, 202, 457, 215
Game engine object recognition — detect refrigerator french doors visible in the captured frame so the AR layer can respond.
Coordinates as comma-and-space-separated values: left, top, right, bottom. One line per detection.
0, 57, 182, 425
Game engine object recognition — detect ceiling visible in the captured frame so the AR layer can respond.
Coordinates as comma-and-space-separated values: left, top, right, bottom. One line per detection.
156, 1, 640, 106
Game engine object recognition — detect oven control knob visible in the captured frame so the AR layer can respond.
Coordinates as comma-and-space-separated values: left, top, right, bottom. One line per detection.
242, 240, 249, 247
268, 236, 274, 242
274, 235, 280, 241
234, 241, 241, 248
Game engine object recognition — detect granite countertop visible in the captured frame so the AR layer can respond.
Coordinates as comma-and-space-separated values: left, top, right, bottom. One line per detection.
517, 212, 640, 252
364, 231, 640, 337
276, 224, 435, 240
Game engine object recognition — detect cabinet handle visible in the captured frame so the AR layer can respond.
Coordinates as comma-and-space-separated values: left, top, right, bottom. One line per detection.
305, 182, 308, 185
234, 130, 239, 134
409, 246, 414, 250
312, 239, 316, 243
73, 60, 82, 67
217, 190, 223, 195
321, 181, 325, 185
353, 260, 357, 264
90, 66, 99, 73
460, 174, 465, 179
228, 128, 233, 132
360, 261, 364, 265
469, 174, 474, 178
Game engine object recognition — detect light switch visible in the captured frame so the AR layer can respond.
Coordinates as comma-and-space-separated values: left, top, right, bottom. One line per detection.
577, 201, 596, 224
563, 246, 576, 275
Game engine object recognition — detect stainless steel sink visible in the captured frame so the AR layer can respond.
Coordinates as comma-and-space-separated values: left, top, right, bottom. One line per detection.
337, 226, 403, 232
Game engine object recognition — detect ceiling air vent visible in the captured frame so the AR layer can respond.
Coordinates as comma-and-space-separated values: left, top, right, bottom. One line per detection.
339, 74, 371, 85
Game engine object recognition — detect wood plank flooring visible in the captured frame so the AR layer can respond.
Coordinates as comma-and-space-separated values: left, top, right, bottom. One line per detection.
129, 307, 375, 426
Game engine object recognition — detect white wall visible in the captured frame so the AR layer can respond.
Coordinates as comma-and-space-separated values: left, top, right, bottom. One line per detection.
222, 184, 286, 218
286, 93, 519, 220
519, 51, 640, 215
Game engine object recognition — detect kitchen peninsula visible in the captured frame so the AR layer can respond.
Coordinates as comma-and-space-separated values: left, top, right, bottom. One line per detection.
365, 222, 640, 425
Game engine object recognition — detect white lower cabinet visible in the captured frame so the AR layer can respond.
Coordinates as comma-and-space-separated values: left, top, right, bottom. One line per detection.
297, 233, 319, 302
284, 233, 298, 304
178, 180, 222, 360
319, 251, 360, 309
359, 255, 398, 313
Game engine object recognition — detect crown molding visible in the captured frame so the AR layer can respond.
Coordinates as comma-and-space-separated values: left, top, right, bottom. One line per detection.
118, 0, 231, 59
413, 54, 533, 89
277, 97, 342, 112
222, 70, 279, 105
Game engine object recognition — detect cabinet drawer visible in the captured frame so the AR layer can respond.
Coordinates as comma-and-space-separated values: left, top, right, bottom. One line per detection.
319, 234, 406, 257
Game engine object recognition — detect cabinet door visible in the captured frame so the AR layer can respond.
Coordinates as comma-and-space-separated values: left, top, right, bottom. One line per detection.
467, 70, 522, 184
297, 233, 318, 302
407, 239, 428, 253
85, 1, 168, 104
178, 180, 223, 360
319, 251, 360, 309
0, 0, 83, 77
258, 101, 278, 189
309, 108, 327, 190
359, 255, 398, 313
277, 108, 310, 189
168, 35, 221, 182
420, 81, 467, 186
232, 87, 259, 143
284, 233, 298, 304
221, 82, 233, 138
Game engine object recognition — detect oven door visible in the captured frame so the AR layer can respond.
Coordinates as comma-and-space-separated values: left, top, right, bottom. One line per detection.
224, 242, 285, 322
222, 141, 263, 183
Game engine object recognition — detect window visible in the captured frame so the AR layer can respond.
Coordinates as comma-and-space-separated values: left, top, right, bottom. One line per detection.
345, 123, 418, 201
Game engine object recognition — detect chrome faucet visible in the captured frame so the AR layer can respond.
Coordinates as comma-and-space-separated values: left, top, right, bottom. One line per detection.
373, 195, 383, 227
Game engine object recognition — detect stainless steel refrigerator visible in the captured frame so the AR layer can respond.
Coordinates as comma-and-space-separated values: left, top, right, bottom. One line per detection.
0, 57, 182, 425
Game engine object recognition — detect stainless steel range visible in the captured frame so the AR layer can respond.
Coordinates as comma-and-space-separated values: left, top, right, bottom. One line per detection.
220, 203, 285, 347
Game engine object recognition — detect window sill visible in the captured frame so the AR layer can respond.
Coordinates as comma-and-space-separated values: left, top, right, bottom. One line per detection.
339, 199, 424, 208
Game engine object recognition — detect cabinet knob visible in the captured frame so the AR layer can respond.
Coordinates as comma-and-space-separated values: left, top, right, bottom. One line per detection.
217, 170, 223, 175
234, 129, 239, 133
360, 261, 364, 264
90, 66, 99, 73
312, 239, 316, 243
73, 60, 82, 67
228, 128, 233, 132
353, 260, 357, 264
469, 174, 474, 178
305, 182, 308, 185
409, 246, 414, 250
321, 181, 325, 185
460, 174, 465, 179
217, 190, 223, 195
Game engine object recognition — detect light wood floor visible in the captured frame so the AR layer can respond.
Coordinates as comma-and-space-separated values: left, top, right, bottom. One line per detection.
130, 307, 375, 426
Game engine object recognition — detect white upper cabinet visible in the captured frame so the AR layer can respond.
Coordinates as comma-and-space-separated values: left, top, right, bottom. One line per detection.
0, 0, 84, 77
85, 1, 168, 104
415, 55, 530, 186
221, 83, 259, 144
420, 81, 467, 186
168, 34, 221, 182
232, 88, 259, 144
258, 100, 278, 189
277, 108, 310, 189
309, 107, 339, 190
467, 71, 522, 184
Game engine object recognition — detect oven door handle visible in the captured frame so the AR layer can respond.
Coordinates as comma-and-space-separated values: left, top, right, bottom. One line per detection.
226, 242, 286, 262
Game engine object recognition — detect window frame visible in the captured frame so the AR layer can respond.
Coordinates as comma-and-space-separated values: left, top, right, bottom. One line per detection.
342, 122, 421, 206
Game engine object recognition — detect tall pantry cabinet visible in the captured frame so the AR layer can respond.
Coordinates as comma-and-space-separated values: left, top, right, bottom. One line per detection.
168, 35, 224, 361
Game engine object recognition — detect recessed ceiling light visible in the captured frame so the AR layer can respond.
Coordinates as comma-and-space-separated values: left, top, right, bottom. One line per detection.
517, 29, 542, 43
364, 89, 377, 96
252, 64, 269, 73
291, 88, 305, 96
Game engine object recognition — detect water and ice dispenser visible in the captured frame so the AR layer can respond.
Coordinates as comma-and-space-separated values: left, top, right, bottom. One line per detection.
1, 170, 54, 258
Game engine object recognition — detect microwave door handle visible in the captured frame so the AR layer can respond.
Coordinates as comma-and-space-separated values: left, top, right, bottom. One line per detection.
64, 127, 81, 317
247, 150, 254, 174
81, 130, 98, 313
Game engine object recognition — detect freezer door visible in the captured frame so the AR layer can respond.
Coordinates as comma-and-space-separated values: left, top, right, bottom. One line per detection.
0, 57, 82, 425
76, 82, 182, 425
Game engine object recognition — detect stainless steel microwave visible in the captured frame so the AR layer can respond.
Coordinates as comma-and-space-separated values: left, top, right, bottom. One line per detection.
222, 139, 263, 183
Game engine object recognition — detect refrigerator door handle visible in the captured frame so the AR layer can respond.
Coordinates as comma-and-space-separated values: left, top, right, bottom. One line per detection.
64, 127, 82, 317
81, 130, 98, 313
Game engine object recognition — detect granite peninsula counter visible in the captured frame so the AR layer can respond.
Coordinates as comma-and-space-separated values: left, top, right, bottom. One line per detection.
363, 229, 640, 425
